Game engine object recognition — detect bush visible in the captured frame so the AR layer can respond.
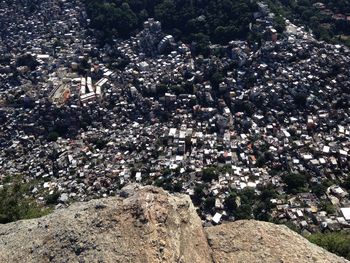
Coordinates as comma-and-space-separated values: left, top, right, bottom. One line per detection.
0, 179, 51, 223
235, 203, 253, 220
202, 167, 218, 182
294, 92, 308, 107
224, 191, 238, 212
341, 176, 350, 191
45, 190, 60, 205
308, 232, 350, 260
224, 188, 256, 220
319, 200, 336, 215
16, 54, 39, 70
204, 196, 216, 211
311, 183, 327, 197
47, 131, 59, 142
192, 184, 205, 205
282, 173, 308, 194
172, 182, 182, 193
154, 176, 183, 193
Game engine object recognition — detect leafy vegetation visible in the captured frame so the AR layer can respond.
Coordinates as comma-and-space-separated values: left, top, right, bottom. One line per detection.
307, 231, 350, 260
267, 0, 350, 46
16, 54, 39, 70
47, 131, 59, 142
84, 0, 258, 46
225, 184, 277, 220
154, 175, 182, 193
341, 176, 350, 191
0, 176, 52, 223
202, 167, 219, 182
319, 200, 336, 215
282, 172, 308, 194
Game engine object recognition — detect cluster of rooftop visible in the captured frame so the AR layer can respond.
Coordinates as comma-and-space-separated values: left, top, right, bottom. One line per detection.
0, 0, 349, 231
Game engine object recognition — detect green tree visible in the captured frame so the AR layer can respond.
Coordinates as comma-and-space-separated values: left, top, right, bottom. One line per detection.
319, 200, 336, 215
192, 184, 205, 205
311, 183, 327, 197
282, 173, 308, 194
47, 131, 59, 142
84, 0, 260, 50
341, 176, 350, 191
274, 14, 286, 33
308, 232, 350, 260
0, 179, 51, 223
204, 196, 216, 211
45, 190, 60, 205
225, 188, 256, 220
202, 167, 218, 182
235, 203, 253, 219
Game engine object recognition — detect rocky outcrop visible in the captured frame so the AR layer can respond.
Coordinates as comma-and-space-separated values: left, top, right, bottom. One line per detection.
0, 185, 348, 263
206, 220, 348, 263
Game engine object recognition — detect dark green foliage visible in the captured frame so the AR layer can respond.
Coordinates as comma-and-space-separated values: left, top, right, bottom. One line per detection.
267, 0, 350, 46
47, 131, 59, 142
87, 137, 107, 149
283, 221, 300, 233
95, 139, 107, 150
274, 14, 286, 33
256, 151, 273, 167
282, 172, 308, 194
83, 0, 258, 47
190, 33, 210, 56
294, 92, 308, 107
192, 184, 205, 204
232, 100, 255, 116
209, 71, 224, 89
319, 200, 336, 215
341, 176, 350, 191
84, 1, 138, 40
172, 181, 182, 192
154, 176, 172, 191
224, 188, 255, 220
258, 183, 278, 201
311, 183, 327, 197
156, 83, 168, 96
235, 203, 253, 219
0, 178, 51, 223
224, 190, 238, 212
202, 167, 218, 182
254, 184, 277, 221
154, 174, 182, 193
170, 85, 185, 95
45, 190, 60, 205
308, 232, 350, 260
204, 196, 216, 211
16, 54, 39, 70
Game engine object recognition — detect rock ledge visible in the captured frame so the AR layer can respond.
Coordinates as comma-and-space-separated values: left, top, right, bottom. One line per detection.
0, 185, 348, 263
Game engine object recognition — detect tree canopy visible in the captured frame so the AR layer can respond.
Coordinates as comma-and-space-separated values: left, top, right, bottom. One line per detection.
0, 177, 51, 223
267, 0, 350, 46
84, 0, 258, 45
282, 172, 308, 194
308, 231, 350, 260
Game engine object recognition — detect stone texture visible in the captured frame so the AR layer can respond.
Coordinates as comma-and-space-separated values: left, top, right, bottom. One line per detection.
0, 185, 348, 263
0, 185, 212, 263
206, 220, 349, 263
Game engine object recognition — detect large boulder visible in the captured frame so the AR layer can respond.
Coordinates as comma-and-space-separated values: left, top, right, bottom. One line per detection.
0, 185, 348, 263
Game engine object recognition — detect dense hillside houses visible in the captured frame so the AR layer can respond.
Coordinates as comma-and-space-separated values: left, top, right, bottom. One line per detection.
0, 0, 349, 236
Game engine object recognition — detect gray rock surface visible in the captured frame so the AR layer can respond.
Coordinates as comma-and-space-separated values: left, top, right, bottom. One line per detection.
206, 220, 349, 263
0, 185, 348, 263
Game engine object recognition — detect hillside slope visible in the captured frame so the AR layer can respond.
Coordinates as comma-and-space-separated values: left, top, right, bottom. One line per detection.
0, 185, 348, 263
